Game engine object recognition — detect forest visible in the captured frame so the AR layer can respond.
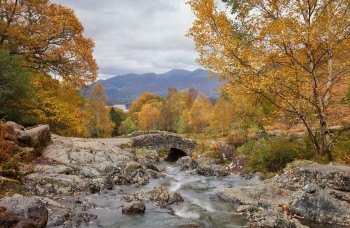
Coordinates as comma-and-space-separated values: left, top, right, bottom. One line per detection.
1, 0, 350, 177
1, 0, 350, 227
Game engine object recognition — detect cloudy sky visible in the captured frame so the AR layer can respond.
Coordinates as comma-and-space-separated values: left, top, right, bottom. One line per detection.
51, 0, 202, 79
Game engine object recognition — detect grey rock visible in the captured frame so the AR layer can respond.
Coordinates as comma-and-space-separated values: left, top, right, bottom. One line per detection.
19, 124, 51, 148
176, 156, 198, 170
290, 188, 350, 225
123, 162, 149, 185
251, 210, 308, 228
146, 169, 164, 179
6, 121, 25, 131
81, 166, 100, 178
218, 162, 350, 227
274, 161, 350, 191
122, 201, 146, 214
0, 194, 48, 228
113, 174, 129, 185
302, 183, 318, 194
135, 185, 184, 207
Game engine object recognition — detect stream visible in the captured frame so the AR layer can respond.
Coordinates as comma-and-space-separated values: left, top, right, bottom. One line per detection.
87, 162, 259, 228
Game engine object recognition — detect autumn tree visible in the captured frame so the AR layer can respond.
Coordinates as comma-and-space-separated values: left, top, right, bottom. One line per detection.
86, 83, 114, 138
31, 74, 90, 137
160, 89, 191, 132
210, 97, 235, 135
138, 104, 161, 130
0, 0, 97, 87
188, 0, 350, 160
0, 0, 97, 137
189, 93, 212, 133
129, 92, 164, 125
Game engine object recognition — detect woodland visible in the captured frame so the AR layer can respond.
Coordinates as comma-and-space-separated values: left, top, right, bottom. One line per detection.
1, 0, 350, 181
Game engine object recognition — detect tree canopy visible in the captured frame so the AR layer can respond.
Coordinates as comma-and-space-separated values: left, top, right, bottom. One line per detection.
0, 0, 97, 88
187, 0, 350, 160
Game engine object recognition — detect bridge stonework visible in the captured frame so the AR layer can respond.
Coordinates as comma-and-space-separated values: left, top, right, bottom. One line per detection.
130, 131, 197, 156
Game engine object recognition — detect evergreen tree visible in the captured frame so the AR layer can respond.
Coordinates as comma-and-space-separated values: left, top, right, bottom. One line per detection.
0, 50, 32, 122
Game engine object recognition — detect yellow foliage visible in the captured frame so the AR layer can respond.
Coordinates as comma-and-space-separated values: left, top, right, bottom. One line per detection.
189, 93, 212, 133
86, 83, 115, 138
31, 74, 90, 137
129, 92, 164, 125
188, 0, 350, 158
138, 104, 161, 130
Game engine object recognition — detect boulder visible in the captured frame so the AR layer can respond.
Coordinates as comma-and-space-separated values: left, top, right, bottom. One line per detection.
176, 156, 198, 171
146, 169, 164, 179
134, 185, 184, 207
195, 158, 229, 177
0, 194, 48, 228
136, 149, 160, 164
122, 201, 146, 214
226, 155, 249, 174
113, 174, 129, 185
123, 163, 149, 185
18, 125, 51, 149
289, 186, 350, 225
5, 121, 24, 131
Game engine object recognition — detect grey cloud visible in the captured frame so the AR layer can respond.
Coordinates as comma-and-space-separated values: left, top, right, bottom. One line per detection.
52, 0, 200, 79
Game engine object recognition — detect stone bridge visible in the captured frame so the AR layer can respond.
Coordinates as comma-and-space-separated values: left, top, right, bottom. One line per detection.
130, 131, 197, 159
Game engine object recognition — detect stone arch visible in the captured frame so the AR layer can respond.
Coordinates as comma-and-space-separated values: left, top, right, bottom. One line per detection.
131, 131, 197, 156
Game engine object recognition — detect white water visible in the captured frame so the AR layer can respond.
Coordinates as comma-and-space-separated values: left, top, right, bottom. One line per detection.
89, 162, 258, 227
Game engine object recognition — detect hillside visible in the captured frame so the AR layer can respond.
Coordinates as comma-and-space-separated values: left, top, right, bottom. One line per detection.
84, 69, 220, 104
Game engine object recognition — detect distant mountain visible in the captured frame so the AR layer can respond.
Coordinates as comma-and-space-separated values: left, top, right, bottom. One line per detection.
85, 69, 220, 104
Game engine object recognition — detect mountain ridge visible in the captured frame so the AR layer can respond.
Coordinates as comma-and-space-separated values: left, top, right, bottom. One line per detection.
85, 69, 220, 104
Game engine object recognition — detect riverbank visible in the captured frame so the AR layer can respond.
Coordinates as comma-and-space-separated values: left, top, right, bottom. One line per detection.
0, 130, 349, 227
0, 134, 258, 227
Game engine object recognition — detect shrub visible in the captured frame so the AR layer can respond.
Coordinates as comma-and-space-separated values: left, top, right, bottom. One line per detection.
237, 135, 314, 173
226, 129, 261, 148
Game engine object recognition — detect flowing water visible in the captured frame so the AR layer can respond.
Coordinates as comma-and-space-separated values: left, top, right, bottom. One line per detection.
89, 162, 259, 228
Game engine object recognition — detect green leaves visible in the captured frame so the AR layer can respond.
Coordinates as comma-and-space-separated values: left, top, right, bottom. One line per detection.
0, 50, 32, 122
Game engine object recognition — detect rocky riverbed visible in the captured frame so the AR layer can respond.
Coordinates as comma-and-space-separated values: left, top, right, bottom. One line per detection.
0, 131, 350, 228
218, 161, 350, 227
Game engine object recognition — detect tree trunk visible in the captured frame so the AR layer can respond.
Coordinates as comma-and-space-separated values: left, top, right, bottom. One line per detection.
319, 111, 333, 161
300, 115, 321, 155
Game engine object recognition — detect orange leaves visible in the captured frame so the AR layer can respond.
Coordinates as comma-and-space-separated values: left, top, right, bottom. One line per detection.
0, 122, 16, 165
0, 0, 97, 88
129, 92, 164, 125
